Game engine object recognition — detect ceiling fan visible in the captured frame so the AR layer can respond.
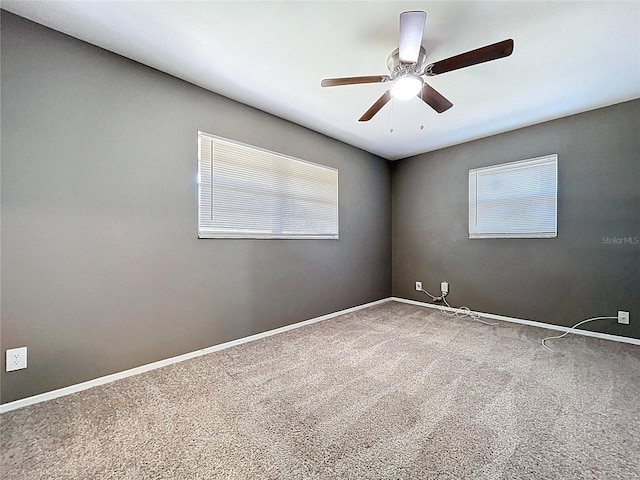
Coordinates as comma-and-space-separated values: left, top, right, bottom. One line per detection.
321, 11, 514, 122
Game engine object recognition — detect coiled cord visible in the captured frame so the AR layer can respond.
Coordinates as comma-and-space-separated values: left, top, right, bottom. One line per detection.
418, 288, 498, 325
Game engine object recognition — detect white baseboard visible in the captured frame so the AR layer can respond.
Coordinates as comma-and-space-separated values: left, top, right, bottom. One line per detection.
3, 296, 637, 413
0, 297, 392, 414
391, 296, 640, 346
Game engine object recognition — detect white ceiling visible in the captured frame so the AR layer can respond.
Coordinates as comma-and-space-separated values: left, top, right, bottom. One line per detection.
3, 1, 639, 160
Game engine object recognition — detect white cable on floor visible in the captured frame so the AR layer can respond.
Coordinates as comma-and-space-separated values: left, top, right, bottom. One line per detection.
541, 316, 617, 353
418, 289, 498, 325
442, 297, 499, 325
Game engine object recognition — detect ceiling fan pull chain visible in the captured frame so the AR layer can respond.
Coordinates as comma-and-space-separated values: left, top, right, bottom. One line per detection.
390, 97, 394, 133
420, 78, 425, 130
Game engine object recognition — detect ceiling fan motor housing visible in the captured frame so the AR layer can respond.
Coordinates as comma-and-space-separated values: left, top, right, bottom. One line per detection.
387, 47, 427, 80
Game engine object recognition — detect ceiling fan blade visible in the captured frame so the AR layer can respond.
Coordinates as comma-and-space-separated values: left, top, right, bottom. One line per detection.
418, 83, 453, 113
321, 75, 389, 87
425, 39, 514, 76
359, 91, 392, 122
399, 11, 426, 64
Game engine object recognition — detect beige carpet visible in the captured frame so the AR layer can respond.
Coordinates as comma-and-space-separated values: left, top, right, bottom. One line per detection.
2, 301, 639, 479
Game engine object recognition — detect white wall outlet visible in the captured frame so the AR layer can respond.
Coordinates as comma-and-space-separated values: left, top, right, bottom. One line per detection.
415, 281, 422, 291
618, 311, 630, 325
441, 281, 449, 294
6, 347, 27, 372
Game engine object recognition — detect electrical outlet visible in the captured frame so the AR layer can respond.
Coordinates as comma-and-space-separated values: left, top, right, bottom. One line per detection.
415, 281, 422, 291
618, 311, 630, 325
441, 281, 449, 294
6, 347, 27, 372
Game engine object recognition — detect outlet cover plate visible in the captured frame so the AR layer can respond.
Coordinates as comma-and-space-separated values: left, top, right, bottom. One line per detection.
6, 347, 27, 372
618, 311, 630, 325
415, 281, 422, 291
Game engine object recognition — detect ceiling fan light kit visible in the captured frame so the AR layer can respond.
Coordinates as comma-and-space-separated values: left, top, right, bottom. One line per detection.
321, 10, 514, 122
391, 75, 423, 100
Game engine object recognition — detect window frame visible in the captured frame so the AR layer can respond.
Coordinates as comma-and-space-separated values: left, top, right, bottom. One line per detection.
469, 154, 558, 239
197, 132, 339, 240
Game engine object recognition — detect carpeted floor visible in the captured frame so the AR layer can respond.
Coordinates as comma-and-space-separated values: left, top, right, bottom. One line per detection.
2, 301, 639, 479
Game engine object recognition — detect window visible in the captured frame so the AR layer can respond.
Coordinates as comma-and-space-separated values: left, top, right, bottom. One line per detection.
198, 132, 338, 239
469, 154, 557, 239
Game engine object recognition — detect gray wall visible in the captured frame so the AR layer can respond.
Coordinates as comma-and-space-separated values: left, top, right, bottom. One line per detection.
2, 10, 638, 406
0, 12, 391, 403
393, 99, 640, 339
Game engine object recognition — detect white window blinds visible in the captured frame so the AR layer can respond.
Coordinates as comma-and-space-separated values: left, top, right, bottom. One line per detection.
198, 132, 339, 239
469, 154, 557, 239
